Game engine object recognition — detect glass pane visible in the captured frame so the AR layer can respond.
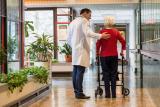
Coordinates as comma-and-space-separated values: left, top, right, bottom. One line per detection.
7, 0, 19, 21
57, 24, 68, 40
141, 1, 160, 51
25, 10, 54, 64
0, 0, 5, 16
7, 21, 20, 72
57, 16, 70, 22
25, 10, 53, 44
57, 8, 70, 14
0, 17, 1, 73
0, 0, 1, 16
57, 24, 69, 61
0, 17, 1, 42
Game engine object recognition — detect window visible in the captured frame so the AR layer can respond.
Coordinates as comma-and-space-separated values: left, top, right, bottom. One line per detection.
57, 16, 70, 22
7, 0, 20, 21
0, 0, 2, 16
0, 0, 2, 73
7, 21, 19, 61
141, 0, 160, 53
0, 0, 3, 43
24, 7, 73, 62
24, 10, 53, 64
0, 18, 1, 40
25, 10, 53, 39
56, 8, 72, 61
0, 18, 1, 73
141, 1, 160, 43
57, 8, 70, 15
57, 24, 69, 61
7, 0, 21, 72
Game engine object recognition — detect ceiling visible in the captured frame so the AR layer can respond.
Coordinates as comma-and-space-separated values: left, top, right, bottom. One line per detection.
71, 3, 138, 10
24, 0, 139, 8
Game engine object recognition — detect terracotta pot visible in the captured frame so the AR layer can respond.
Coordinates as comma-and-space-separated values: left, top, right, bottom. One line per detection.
65, 55, 72, 62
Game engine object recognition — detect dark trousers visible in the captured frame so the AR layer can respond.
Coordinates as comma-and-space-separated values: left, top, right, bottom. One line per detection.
72, 65, 85, 96
100, 56, 118, 98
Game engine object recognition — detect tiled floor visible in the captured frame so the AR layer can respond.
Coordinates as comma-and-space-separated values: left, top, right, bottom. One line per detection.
29, 67, 159, 107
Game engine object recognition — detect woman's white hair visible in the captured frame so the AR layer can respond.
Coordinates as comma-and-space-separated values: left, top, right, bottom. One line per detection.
104, 16, 115, 27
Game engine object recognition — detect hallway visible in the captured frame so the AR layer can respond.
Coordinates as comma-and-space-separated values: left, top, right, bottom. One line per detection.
29, 67, 158, 107
1, 0, 160, 106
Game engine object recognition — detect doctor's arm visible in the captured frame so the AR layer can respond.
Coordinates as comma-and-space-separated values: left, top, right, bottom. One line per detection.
82, 20, 110, 39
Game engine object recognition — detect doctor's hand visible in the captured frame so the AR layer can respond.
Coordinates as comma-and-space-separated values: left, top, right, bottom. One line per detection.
100, 32, 111, 39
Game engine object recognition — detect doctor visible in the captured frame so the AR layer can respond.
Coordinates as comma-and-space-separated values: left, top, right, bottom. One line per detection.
67, 8, 110, 99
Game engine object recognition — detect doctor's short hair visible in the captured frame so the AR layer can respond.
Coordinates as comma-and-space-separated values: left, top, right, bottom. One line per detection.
80, 8, 91, 15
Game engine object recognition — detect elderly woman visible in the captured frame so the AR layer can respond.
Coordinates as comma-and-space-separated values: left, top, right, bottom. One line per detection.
96, 17, 126, 98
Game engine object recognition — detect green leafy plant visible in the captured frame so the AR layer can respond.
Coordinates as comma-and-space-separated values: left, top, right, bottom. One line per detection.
30, 67, 49, 84
20, 67, 49, 84
0, 73, 7, 83
0, 47, 7, 64
7, 72, 28, 93
25, 21, 34, 37
0, 66, 49, 93
60, 43, 72, 55
24, 67, 49, 85
7, 35, 18, 60
27, 33, 57, 61
25, 47, 36, 61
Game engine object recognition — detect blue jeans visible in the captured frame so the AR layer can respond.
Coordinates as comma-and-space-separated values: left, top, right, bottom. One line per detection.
72, 65, 85, 96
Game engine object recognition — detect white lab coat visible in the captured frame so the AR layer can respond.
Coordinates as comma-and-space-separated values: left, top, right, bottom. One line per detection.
67, 16, 101, 67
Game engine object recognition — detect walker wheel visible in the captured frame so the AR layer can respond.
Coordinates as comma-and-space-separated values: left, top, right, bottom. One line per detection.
123, 88, 130, 96
95, 87, 103, 98
98, 87, 103, 96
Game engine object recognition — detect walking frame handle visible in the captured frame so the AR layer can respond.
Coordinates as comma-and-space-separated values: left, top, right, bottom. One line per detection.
121, 54, 124, 72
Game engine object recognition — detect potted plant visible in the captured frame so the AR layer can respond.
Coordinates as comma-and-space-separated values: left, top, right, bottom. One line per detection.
60, 43, 72, 62
27, 33, 57, 69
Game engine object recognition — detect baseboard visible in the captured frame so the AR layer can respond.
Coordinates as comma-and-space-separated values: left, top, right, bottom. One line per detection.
4, 84, 51, 107
52, 72, 72, 77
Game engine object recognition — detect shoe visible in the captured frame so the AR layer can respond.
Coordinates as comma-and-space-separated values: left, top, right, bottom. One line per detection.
105, 95, 111, 98
112, 96, 116, 98
76, 95, 90, 99
76, 93, 90, 99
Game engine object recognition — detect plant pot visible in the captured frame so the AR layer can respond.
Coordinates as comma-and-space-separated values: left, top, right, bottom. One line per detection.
65, 55, 72, 62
